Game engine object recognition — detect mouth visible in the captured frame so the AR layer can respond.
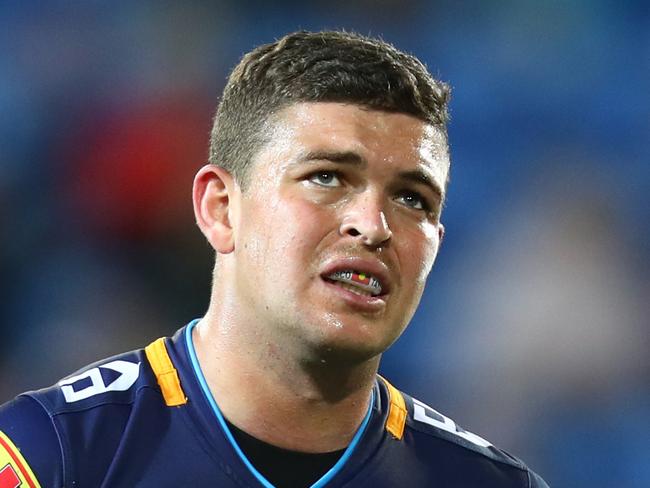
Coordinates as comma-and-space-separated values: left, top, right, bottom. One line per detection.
324, 270, 383, 297
319, 261, 390, 312
319, 257, 392, 307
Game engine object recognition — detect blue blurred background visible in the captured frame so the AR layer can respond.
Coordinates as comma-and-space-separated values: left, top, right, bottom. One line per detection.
1, 2, 648, 486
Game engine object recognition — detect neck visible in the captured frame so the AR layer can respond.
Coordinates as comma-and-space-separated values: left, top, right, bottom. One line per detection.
192, 306, 379, 453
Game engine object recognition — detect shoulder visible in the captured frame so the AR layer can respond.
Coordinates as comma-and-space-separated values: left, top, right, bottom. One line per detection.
30, 347, 152, 415
0, 345, 164, 487
402, 391, 550, 487
403, 391, 516, 464
379, 378, 549, 487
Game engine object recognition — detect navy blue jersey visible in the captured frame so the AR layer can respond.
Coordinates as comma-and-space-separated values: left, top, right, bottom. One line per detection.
0, 321, 548, 487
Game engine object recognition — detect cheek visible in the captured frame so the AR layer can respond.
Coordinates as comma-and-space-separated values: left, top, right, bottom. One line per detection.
400, 227, 440, 286
244, 195, 330, 270
278, 197, 328, 250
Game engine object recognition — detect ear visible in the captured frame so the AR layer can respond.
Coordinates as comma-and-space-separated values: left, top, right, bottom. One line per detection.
193, 164, 239, 254
437, 222, 445, 247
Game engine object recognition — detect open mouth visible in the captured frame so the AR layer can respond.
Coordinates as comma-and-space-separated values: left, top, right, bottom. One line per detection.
324, 270, 383, 297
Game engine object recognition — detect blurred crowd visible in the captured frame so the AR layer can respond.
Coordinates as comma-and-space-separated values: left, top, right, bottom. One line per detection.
1, 2, 648, 487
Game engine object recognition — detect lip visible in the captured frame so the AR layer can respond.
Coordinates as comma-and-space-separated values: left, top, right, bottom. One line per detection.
320, 257, 393, 297
321, 279, 387, 312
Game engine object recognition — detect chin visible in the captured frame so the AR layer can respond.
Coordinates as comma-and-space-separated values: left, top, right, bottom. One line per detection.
305, 324, 397, 364
289, 307, 406, 361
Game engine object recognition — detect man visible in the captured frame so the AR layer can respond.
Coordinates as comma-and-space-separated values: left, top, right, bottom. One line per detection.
0, 31, 548, 487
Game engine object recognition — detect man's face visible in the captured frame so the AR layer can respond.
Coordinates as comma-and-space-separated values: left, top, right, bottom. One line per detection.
231, 102, 449, 361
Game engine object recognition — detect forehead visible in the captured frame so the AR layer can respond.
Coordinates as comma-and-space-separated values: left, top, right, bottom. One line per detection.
258, 102, 449, 187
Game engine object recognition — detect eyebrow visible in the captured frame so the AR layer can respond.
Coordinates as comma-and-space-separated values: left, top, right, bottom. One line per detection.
294, 150, 367, 167
397, 169, 444, 201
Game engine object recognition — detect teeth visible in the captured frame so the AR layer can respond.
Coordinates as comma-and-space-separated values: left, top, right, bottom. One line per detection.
327, 270, 382, 296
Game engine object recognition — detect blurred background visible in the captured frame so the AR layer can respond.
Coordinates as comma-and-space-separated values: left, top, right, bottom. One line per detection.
1, 1, 648, 486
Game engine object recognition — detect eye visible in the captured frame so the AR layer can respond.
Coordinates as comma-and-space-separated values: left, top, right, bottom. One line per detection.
308, 171, 342, 188
395, 190, 429, 211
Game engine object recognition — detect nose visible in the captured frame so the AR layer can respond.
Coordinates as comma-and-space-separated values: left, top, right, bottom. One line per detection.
339, 191, 392, 247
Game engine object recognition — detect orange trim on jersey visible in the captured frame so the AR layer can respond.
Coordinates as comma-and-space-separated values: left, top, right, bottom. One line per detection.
145, 337, 188, 406
0, 431, 41, 488
378, 376, 407, 440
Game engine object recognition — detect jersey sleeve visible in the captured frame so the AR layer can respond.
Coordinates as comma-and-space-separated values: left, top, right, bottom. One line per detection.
0, 395, 63, 487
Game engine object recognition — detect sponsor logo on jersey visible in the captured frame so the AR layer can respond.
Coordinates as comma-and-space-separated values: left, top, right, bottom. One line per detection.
0, 431, 41, 488
59, 360, 141, 403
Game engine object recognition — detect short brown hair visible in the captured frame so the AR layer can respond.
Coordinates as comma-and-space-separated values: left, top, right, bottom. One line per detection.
209, 30, 450, 188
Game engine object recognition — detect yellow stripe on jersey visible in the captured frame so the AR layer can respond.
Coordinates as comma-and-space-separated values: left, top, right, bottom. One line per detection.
145, 337, 187, 407
0, 430, 42, 488
378, 376, 407, 440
